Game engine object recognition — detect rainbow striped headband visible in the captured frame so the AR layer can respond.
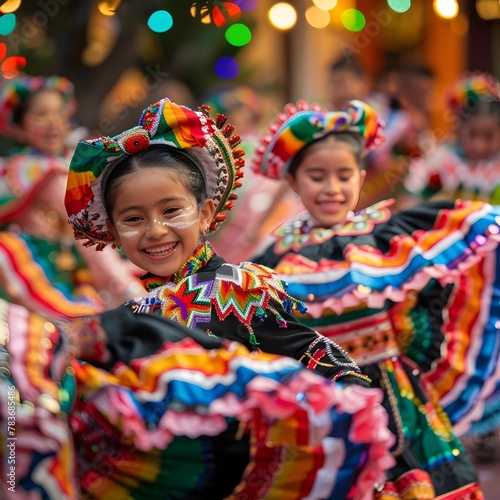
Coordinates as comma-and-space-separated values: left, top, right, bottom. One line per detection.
253, 99, 384, 180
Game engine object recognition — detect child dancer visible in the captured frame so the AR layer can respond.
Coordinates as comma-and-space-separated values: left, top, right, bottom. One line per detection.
0, 95, 398, 499
252, 99, 499, 498
0, 75, 142, 319
403, 72, 500, 205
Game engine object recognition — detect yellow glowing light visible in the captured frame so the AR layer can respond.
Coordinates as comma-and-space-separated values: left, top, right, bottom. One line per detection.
97, 0, 121, 16
305, 6, 330, 28
312, 0, 337, 10
433, 0, 459, 19
268, 2, 297, 30
190, 3, 212, 24
0, 0, 21, 14
476, 0, 500, 20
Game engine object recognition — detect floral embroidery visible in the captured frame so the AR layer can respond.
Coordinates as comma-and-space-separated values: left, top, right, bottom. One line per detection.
272, 199, 394, 255
118, 128, 150, 154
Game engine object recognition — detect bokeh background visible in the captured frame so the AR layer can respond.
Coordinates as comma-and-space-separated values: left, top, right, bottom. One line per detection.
0, 0, 498, 139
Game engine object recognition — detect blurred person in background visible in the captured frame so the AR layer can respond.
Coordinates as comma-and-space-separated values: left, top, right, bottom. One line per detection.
0, 75, 142, 320
403, 72, 500, 206
327, 56, 424, 210
202, 84, 305, 263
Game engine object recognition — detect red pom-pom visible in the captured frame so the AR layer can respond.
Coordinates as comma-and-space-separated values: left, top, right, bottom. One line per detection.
223, 124, 235, 137
229, 134, 241, 146
123, 134, 149, 154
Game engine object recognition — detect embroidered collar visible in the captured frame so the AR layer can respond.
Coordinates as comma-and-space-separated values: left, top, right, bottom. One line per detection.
142, 241, 216, 291
272, 199, 395, 255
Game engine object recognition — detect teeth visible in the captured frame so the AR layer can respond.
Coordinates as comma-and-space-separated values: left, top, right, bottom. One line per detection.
145, 243, 176, 256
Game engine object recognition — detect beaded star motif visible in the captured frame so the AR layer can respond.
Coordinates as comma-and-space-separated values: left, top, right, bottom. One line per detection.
134, 243, 306, 346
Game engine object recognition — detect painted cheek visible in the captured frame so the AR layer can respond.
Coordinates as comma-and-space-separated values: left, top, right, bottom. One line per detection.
166, 219, 198, 229
117, 229, 139, 238
116, 221, 139, 238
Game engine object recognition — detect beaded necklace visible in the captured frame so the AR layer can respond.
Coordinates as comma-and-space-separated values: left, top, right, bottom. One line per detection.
142, 241, 215, 291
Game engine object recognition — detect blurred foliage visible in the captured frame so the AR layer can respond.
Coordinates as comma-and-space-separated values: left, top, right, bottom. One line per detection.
4, 0, 251, 130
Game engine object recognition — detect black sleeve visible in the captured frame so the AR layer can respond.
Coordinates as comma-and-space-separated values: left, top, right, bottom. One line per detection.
215, 300, 371, 387
95, 305, 223, 370
251, 242, 283, 269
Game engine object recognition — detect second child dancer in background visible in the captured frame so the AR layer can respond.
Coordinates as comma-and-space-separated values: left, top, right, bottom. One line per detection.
403, 71, 500, 206
252, 99, 500, 499
0, 75, 142, 320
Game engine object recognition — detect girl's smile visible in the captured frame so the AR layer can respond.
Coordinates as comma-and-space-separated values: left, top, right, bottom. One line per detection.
142, 242, 178, 259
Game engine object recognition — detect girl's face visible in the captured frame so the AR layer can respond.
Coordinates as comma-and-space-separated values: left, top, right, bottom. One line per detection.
108, 167, 215, 277
458, 114, 500, 161
15, 90, 70, 155
287, 140, 365, 227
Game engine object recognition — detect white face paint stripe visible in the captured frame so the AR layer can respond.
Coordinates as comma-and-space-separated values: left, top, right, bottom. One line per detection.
115, 221, 139, 238
166, 219, 198, 229
116, 229, 139, 238
115, 206, 199, 234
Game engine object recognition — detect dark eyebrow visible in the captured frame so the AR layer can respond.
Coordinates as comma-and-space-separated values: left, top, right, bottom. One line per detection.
117, 196, 188, 217
304, 166, 355, 173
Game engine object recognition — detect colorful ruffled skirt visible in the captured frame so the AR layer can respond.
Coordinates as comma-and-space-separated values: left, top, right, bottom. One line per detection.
0, 300, 393, 499
259, 199, 500, 498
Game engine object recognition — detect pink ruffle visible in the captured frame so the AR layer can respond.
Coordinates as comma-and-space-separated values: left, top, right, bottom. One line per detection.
337, 386, 396, 499
77, 339, 395, 498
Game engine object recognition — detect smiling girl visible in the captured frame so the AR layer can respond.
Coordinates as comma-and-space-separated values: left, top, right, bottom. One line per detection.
252, 99, 500, 499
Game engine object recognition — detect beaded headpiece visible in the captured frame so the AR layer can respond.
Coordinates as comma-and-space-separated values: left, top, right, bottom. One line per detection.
65, 98, 244, 250
0, 75, 75, 139
447, 72, 500, 115
253, 99, 384, 180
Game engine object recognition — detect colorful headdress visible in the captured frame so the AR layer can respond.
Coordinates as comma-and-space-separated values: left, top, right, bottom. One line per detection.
0, 75, 75, 139
253, 99, 385, 180
447, 72, 500, 115
65, 98, 245, 250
